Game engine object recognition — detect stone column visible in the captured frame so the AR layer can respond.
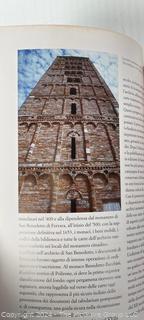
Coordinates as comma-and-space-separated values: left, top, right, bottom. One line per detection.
54, 123, 63, 161
50, 172, 59, 213
105, 125, 117, 161
83, 123, 91, 161
25, 123, 41, 161
19, 172, 24, 193
90, 181, 97, 211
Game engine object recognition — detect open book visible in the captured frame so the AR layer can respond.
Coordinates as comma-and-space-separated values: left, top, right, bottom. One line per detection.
0, 25, 144, 320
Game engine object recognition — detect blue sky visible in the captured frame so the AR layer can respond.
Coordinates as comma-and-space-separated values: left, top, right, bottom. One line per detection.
18, 49, 118, 108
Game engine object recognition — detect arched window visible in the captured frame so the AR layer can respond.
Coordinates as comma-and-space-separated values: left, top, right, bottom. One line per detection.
70, 87, 76, 95
71, 103, 76, 114
71, 137, 76, 159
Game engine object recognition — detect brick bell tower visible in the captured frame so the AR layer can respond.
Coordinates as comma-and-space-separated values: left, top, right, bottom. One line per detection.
18, 56, 120, 213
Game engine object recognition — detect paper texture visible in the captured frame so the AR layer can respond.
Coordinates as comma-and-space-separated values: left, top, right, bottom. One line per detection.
0, 26, 144, 320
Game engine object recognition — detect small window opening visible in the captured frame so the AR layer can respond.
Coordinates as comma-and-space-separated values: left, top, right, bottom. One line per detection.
70, 87, 76, 95
71, 103, 76, 115
71, 137, 76, 159
68, 78, 80, 83
71, 199, 76, 212
67, 77, 73, 83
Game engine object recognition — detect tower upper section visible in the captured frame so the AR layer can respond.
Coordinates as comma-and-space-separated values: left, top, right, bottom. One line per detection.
19, 56, 119, 118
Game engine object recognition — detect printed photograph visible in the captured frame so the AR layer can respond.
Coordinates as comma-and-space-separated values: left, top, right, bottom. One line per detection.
18, 49, 121, 213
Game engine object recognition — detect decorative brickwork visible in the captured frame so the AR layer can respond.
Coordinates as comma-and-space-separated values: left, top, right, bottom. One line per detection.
18, 56, 120, 213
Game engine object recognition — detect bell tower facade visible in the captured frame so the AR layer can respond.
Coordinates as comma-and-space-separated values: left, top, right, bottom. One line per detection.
18, 56, 120, 213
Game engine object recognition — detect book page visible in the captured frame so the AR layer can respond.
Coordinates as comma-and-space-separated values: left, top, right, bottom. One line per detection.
0, 26, 144, 320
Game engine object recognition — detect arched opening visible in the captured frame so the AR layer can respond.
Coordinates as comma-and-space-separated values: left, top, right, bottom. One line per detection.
61, 124, 85, 161
22, 174, 37, 189
74, 174, 92, 212
102, 173, 120, 211
66, 189, 82, 213
55, 174, 92, 213
109, 172, 120, 191
19, 174, 37, 213
56, 174, 73, 213
93, 173, 108, 189
36, 174, 53, 213
19, 173, 53, 213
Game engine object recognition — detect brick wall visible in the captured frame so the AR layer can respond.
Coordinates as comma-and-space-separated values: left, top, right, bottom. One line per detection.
18, 56, 120, 213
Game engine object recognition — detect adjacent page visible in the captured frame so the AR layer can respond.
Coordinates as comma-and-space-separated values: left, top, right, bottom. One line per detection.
0, 26, 144, 320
